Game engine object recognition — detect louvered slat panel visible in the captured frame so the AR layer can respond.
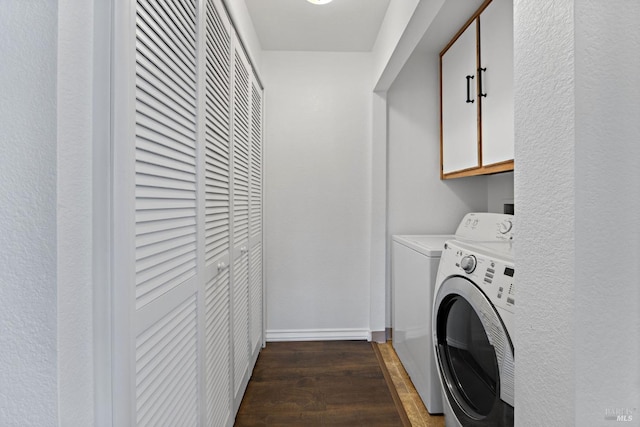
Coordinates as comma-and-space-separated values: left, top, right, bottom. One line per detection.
136, 27, 194, 106
204, 0, 231, 267
136, 101, 195, 145
115, 0, 264, 424
205, 269, 231, 426
136, 295, 198, 427
135, 0, 197, 310
233, 253, 250, 396
250, 83, 262, 240
139, 1, 196, 65
233, 50, 250, 244
249, 242, 262, 350
136, 3, 195, 91
136, 207, 194, 223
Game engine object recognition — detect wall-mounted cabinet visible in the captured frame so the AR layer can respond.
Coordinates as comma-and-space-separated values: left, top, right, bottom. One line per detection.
111, 0, 264, 425
440, 0, 513, 179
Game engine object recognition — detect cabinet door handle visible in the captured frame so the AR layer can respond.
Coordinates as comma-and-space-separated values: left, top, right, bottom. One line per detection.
466, 75, 475, 103
478, 67, 487, 98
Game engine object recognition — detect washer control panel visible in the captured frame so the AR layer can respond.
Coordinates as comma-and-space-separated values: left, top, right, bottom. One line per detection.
448, 245, 515, 313
455, 212, 514, 242
481, 260, 515, 312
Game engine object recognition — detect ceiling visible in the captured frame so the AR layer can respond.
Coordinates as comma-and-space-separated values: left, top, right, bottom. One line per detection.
244, 0, 391, 52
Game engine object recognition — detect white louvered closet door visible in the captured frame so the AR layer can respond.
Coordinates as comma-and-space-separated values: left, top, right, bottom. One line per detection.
231, 38, 252, 402
249, 78, 264, 355
203, 0, 232, 425
112, 0, 263, 424
134, 1, 200, 426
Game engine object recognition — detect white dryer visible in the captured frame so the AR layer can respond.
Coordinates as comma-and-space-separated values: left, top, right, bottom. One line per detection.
392, 235, 453, 414
432, 213, 515, 427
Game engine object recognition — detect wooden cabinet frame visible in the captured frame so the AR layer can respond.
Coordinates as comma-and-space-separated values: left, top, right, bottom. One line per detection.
439, 0, 514, 179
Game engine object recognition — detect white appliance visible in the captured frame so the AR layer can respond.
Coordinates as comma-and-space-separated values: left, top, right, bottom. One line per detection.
391, 234, 453, 414
432, 213, 515, 427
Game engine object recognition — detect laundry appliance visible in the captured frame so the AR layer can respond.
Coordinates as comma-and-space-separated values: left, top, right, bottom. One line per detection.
432, 213, 515, 427
391, 234, 453, 414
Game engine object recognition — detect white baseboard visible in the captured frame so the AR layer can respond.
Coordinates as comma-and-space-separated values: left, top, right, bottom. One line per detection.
266, 328, 371, 342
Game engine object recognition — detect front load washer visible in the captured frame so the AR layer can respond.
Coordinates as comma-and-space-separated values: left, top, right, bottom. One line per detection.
433, 213, 515, 427
392, 234, 453, 414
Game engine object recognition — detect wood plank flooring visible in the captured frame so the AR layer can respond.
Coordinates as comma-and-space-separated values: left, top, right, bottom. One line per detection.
377, 343, 446, 427
234, 341, 410, 426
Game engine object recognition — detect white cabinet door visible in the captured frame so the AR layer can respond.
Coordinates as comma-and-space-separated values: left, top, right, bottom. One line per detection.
440, 0, 514, 179
479, 0, 514, 166
441, 20, 479, 175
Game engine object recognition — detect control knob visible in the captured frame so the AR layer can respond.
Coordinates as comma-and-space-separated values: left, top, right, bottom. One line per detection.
460, 255, 477, 273
499, 219, 513, 234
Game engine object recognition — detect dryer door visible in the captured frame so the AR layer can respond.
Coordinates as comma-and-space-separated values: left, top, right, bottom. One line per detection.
433, 276, 514, 427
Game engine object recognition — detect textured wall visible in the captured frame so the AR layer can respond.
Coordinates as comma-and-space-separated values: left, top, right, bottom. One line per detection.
574, 0, 640, 424
0, 2, 58, 425
514, 0, 577, 424
263, 52, 373, 338
515, 0, 640, 425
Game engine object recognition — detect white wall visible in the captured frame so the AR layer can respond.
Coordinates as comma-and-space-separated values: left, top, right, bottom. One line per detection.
386, 50, 489, 326
387, 52, 489, 236
263, 52, 374, 340
487, 172, 514, 213
369, 0, 424, 342
514, 1, 576, 423
371, 0, 420, 87
57, 0, 97, 425
369, 92, 388, 340
574, 2, 639, 423
1, 1, 99, 425
515, 0, 640, 425
0, 2, 58, 425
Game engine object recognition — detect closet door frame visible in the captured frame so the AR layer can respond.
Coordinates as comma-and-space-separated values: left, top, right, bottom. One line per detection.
111, 0, 137, 423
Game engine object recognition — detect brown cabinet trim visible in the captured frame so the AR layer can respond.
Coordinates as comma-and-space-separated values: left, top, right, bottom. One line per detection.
442, 159, 514, 180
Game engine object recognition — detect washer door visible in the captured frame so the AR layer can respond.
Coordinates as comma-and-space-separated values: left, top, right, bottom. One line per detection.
433, 276, 514, 427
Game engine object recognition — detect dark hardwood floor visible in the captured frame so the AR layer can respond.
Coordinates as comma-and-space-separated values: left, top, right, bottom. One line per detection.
234, 341, 410, 426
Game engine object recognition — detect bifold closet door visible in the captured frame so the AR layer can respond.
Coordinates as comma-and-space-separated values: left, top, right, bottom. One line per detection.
203, 0, 233, 425
112, 0, 262, 424
249, 79, 263, 355
231, 39, 252, 402
112, 0, 201, 425
230, 32, 264, 407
